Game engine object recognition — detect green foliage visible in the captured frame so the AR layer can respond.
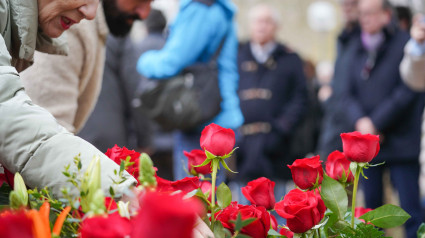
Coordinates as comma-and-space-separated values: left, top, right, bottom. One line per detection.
232, 213, 256, 231
359, 204, 411, 229
417, 223, 425, 238
339, 223, 386, 238
9, 173, 28, 209
217, 183, 232, 209
0, 183, 11, 206
138, 153, 157, 189
320, 175, 348, 219
267, 229, 285, 237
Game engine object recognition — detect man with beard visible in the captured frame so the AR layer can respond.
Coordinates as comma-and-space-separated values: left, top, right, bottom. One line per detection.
20, 0, 152, 134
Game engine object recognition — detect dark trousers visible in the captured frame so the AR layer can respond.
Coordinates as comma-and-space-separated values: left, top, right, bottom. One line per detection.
362, 161, 422, 238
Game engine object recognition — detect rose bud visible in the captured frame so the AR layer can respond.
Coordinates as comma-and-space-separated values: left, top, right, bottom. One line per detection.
241, 177, 276, 210
325, 150, 354, 183
200, 123, 235, 157
185, 149, 212, 175
288, 156, 323, 190
340, 131, 380, 163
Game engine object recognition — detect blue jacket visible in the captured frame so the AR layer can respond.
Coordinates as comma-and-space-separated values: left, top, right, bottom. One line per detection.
342, 27, 425, 163
137, 0, 243, 129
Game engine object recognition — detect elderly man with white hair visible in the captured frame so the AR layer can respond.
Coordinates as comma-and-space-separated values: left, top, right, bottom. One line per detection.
232, 3, 308, 201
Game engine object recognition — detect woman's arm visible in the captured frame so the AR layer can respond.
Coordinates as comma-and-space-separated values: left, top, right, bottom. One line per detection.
0, 35, 136, 197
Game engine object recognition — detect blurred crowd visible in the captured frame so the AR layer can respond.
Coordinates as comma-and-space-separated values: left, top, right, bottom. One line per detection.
6, 0, 425, 237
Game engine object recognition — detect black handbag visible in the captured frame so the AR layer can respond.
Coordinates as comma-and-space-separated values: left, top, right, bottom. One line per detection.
132, 30, 227, 132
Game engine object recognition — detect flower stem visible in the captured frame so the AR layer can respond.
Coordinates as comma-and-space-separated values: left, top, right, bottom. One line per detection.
315, 229, 321, 238
351, 164, 362, 228
210, 159, 219, 225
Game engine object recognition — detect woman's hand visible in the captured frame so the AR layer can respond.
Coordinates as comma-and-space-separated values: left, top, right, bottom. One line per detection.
411, 14, 425, 44
193, 217, 215, 238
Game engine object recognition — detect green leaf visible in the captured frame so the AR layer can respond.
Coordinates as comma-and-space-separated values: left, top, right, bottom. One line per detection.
216, 183, 232, 208
235, 234, 252, 238
241, 217, 257, 228
220, 159, 237, 174
320, 175, 348, 219
359, 204, 411, 228
0, 184, 12, 206
231, 213, 244, 231
193, 157, 212, 168
205, 149, 217, 160
212, 220, 226, 238
339, 223, 385, 238
109, 186, 115, 198
267, 229, 284, 237
417, 223, 425, 238
311, 216, 329, 230
220, 147, 239, 160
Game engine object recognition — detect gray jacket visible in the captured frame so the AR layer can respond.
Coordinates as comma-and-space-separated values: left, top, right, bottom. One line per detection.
0, 0, 136, 196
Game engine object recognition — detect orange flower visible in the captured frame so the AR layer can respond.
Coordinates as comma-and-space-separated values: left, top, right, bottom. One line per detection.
26, 202, 71, 238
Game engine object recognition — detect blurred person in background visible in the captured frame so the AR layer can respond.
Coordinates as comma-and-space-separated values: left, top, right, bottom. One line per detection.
79, 9, 174, 180
137, 0, 243, 184
20, 0, 152, 135
231, 4, 307, 203
317, 0, 360, 160
400, 13, 425, 218
342, 0, 424, 237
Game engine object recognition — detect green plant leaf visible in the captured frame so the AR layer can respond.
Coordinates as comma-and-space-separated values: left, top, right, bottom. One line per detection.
267, 229, 284, 237
235, 234, 252, 238
311, 216, 329, 230
339, 222, 385, 238
216, 183, 232, 208
231, 213, 246, 231
320, 175, 348, 219
220, 159, 237, 174
212, 220, 226, 238
359, 204, 411, 228
417, 223, 425, 238
193, 157, 212, 168
205, 149, 217, 160
0, 184, 11, 206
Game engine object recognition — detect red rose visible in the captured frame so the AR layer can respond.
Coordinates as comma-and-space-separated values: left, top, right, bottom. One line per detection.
275, 189, 326, 233
288, 156, 323, 190
105, 145, 140, 179
200, 181, 214, 201
132, 192, 205, 238
340, 132, 380, 163
185, 149, 212, 175
241, 177, 276, 210
279, 227, 294, 238
215, 202, 271, 238
171, 177, 201, 194
156, 176, 201, 194
104, 197, 118, 213
79, 213, 131, 238
200, 123, 235, 156
355, 207, 373, 223
270, 214, 278, 231
325, 151, 354, 183
0, 210, 33, 238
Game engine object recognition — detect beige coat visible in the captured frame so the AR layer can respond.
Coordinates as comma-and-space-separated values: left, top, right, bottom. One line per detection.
0, 0, 136, 197
20, 7, 109, 133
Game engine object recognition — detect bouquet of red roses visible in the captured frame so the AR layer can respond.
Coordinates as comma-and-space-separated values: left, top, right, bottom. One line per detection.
0, 123, 419, 238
